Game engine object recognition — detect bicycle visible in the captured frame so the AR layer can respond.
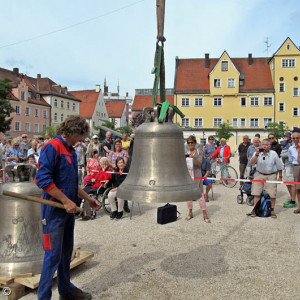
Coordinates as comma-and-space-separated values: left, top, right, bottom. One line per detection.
209, 157, 238, 188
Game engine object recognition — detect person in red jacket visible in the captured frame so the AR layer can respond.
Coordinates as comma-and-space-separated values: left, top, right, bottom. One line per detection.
211, 138, 231, 180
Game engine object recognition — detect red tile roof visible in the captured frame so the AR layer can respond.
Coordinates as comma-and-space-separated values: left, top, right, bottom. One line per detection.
105, 100, 126, 118
132, 94, 174, 111
175, 57, 274, 92
70, 89, 100, 118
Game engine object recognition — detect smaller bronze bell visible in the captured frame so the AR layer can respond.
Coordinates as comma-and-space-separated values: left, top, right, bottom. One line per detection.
117, 107, 200, 203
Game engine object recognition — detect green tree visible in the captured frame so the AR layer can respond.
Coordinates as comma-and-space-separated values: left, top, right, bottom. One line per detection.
40, 125, 57, 137
0, 78, 15, 133
215, 121, 234, 140
115, 125, 133, 135
101, 120, 116, 130
266, 122, 289, 140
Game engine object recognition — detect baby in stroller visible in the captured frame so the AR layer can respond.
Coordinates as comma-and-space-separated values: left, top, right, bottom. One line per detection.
80, 157, 112, 219
236, 168, 255, 206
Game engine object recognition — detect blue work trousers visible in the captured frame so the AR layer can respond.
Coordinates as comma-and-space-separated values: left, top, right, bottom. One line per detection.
38, 205, 75, 300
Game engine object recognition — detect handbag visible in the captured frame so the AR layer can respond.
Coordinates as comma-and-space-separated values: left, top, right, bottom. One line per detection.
157, 203, 181, 225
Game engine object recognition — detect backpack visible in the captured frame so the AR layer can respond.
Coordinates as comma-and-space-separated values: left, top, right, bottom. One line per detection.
254, 192, 271, 217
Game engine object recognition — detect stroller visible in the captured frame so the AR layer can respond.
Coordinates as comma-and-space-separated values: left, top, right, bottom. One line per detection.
236, 168, 255, 206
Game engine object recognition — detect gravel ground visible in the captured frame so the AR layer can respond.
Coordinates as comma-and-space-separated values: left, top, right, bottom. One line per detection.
15, 156, 300, 300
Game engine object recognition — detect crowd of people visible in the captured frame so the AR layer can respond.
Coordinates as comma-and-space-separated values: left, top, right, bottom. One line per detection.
237, 131, 300, 217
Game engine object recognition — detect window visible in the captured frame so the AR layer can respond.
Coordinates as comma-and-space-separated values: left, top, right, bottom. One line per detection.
61, 100, 64, 109
54, 99, 58, 107
25, 122, 30, 132
15, 105, 21, 115
213, 97, 222, 106
250, 118, 259, 127
34, 124, 39, 133
194, 98, 203, 107
28, 91, 31, 99
240, 118, 246, 128
232, 118, 238, 127
25, 107, 30, 116
279, 103, 285, 112
214, 79, 221, 88
181, 98, 190, 107
61, 114, 64, 122
250, 97, 259, 106
213, 118, 222, 127
43, 110, 47, 118
293, 87, 299, 97
21, 91, 25, 100
228, 78, 235, 88
36, 94, 40, 100
15, 121, 20, 131
67, 102, 70, 110
279, 83, 285, 92
240, 97, 246, 106
263, 118, 273, 126
43, 124, 47, 132
221, 61, 228, 71
73, 103, 76, 111
293, 107, 299, 117
263, 97, 273, 106
181, 118, 190, 127
34, 108, 39, 117
278, 121, 285, 126
54, 113, 58, 121
282, 59, 295, 68
194, 118, 203, 127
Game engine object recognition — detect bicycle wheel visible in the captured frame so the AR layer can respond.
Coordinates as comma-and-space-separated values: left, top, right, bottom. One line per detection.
100, 187, 114, 214
220, 165, 238, 188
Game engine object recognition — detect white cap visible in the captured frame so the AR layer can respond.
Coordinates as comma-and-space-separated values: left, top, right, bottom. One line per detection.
92, 135, 98, 139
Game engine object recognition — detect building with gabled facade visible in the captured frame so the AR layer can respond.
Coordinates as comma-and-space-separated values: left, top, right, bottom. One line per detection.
70, 85, 108, 135
174, 37, 300, 150
105, 100, 128, 128
0, 67, 51, 138
28, 75, 81, 126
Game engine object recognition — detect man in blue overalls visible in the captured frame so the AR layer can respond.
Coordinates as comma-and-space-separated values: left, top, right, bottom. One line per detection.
35, 116, 100, 300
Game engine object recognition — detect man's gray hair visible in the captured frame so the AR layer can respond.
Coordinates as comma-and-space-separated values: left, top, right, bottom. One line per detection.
262, 138, 271, 145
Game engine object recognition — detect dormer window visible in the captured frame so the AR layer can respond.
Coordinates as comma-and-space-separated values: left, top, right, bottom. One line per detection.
239, 74, 245, 86
221, 61, 228, 71
28, 91, 31, 99
36, 93, 40, 100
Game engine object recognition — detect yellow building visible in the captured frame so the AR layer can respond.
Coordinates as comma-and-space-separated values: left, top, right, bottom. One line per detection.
174, 37, 300, 150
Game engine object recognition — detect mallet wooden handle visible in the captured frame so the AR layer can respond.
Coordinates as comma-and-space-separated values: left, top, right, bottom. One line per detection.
3, 190, 83, 213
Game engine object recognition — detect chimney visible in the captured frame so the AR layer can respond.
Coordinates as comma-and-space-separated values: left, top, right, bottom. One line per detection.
248, 53, 253, 65
96, 85, 100, 93
205, 54, 210, 68
37, 74, 41, 79
126, 92, 129, 97
13, 68, 19, 76
37, 74, 40, 91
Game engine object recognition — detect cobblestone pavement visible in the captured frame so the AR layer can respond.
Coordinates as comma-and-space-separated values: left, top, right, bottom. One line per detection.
19, 155, 300, 300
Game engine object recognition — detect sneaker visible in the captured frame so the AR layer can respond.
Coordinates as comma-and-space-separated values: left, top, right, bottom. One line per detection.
271, 211, 277, 218
110, 211, 118, 219
116, 211, 123, 219
283, 201, 297, 208
59, 287, 92, 300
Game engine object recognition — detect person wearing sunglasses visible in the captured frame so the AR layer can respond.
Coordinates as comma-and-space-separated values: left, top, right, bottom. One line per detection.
249, 139, 283, 218
287, 132, 300, 214
185, 135, 211, 223
268, 133, 281, 157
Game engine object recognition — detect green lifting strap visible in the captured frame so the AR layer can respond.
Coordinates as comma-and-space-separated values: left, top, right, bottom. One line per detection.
152, 43, 185, 122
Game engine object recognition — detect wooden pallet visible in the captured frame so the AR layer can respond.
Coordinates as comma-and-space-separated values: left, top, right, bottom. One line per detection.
0, 248, 94, 300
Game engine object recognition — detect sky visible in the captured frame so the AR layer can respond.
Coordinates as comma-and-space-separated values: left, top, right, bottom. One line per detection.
1, 0, 300, 98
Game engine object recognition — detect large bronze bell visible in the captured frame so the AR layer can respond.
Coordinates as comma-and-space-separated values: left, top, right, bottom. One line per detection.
117, 107, 200, 203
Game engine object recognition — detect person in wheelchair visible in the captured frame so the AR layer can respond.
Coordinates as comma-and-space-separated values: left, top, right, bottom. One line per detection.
108, 157, 128, 220
83, 157, 112, 196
